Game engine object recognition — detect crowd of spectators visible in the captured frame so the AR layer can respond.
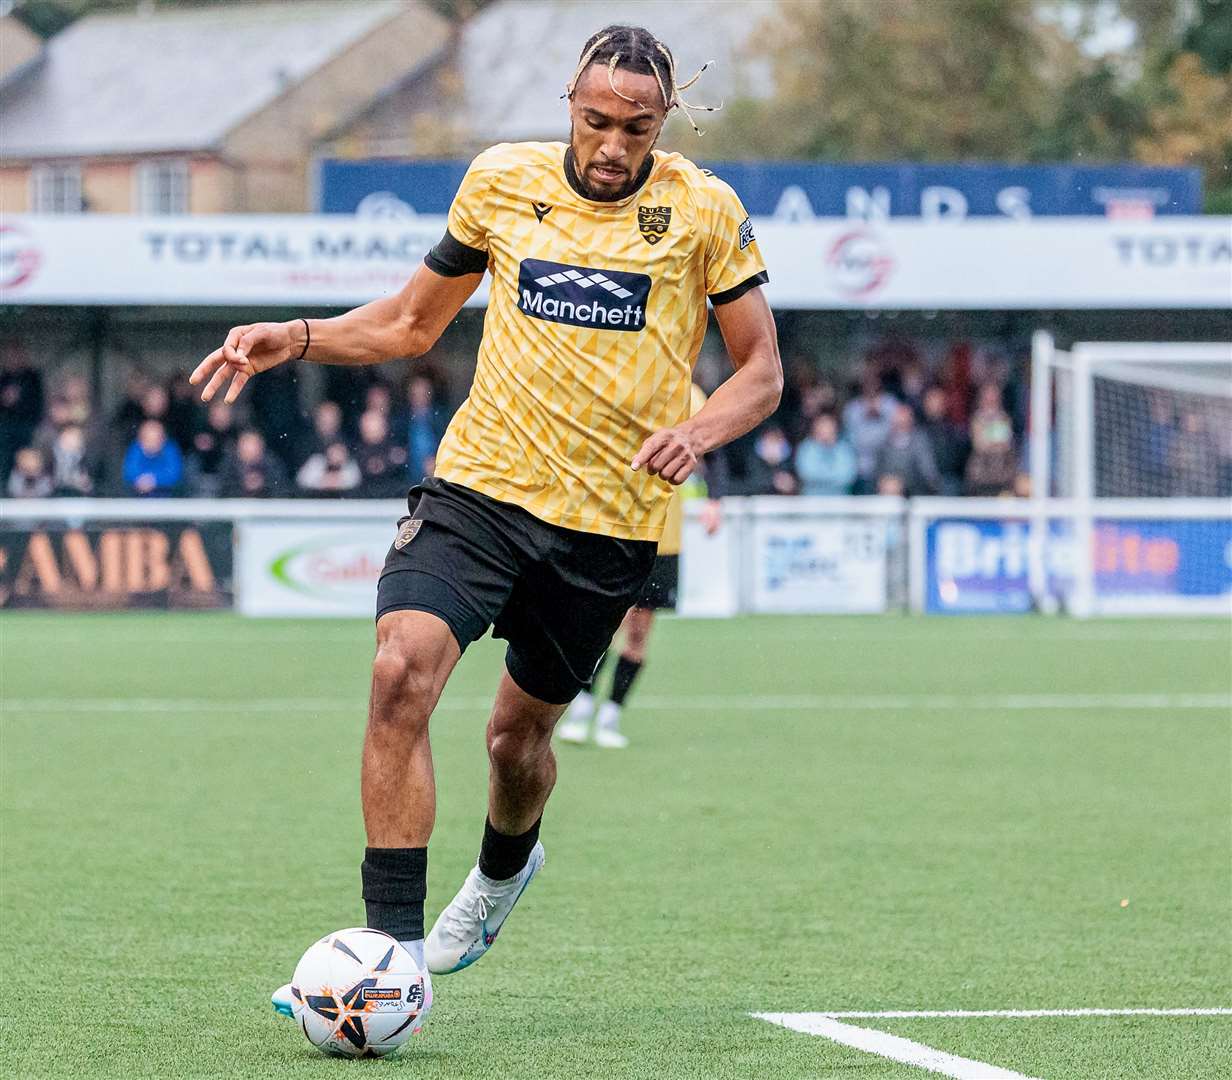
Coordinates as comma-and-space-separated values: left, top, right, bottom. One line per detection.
5, 337, 1225, 501
0, 346, 450, 501
716, 344, 1030, 498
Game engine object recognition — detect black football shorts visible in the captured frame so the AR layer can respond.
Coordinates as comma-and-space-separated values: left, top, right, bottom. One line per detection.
633, 553, 679, 611
376, 478, 656, 704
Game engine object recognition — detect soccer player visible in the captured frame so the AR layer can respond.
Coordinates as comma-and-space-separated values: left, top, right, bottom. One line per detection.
558, 381, 723, 748
190, 24, 781, 1025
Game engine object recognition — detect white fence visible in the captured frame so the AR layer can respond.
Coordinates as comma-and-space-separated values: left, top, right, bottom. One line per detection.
2, 496, 1227, 618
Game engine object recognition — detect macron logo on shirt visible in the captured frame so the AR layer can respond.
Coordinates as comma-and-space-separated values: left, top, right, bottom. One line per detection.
517, 258, 651, 332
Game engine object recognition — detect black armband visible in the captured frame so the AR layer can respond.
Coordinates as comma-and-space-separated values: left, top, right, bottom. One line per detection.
424, 229, 488, 277
709, 270, 769, 307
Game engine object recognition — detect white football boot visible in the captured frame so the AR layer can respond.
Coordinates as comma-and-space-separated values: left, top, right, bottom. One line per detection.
424, 842, 545, 974
593, 702, 629, 749
272, 983, 294, 1017
556, 692, 593, 744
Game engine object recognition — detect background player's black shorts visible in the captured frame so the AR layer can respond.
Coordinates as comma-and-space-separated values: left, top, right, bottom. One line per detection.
633, 554, 679, 611
376, 478, 656, 704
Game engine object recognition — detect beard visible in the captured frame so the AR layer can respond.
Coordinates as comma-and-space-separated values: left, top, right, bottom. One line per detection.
567, 126, 658, 202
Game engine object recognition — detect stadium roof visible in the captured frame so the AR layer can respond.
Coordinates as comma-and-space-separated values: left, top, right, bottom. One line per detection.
0, 0, 409, 159
454, 1, 773, 144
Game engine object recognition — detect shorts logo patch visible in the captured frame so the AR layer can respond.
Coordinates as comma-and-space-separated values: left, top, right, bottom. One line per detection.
394, 519, 422, 550
637, 205, 672, 245
518, 258, 651, 332
738, 216, 755, 250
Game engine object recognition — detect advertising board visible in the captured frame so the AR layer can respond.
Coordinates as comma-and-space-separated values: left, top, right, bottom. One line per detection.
749, 516, 890, 614
0, 521, 232, 609
924, 516, 1232, 615
4, 215, 1228, 309
318, 160, 1202, 220
237, 519, 394, 617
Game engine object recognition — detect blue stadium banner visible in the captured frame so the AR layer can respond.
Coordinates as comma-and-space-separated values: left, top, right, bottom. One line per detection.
924, 516, 1232, 615
317, 159, 1202, 220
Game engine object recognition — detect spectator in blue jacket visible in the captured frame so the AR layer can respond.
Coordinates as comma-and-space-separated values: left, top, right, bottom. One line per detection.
794, 413, 857, 495
842, 375, 898, 493
123, 419, 182, 496
406, 375, 445, 482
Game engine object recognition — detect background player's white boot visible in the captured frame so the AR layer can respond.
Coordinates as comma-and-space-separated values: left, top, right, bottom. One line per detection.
424, 842, 545, 974
556, 692, 593, 744
593, 702, 629, 749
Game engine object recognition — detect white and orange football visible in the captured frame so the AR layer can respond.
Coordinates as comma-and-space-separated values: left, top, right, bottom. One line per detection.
289, 928, 431, 1058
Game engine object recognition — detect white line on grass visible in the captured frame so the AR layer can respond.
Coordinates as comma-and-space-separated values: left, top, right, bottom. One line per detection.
753, 1013, 1038, 1079
9, 626, 1227, 645
3, 692, 1229, 714
816, 1007, 1232, 1018
752, 1008, 1232, 1079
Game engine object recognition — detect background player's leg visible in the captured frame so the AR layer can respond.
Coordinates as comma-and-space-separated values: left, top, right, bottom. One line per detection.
361, 609, 461, 960
595, 607, 655, 748
558, 646, 612, 744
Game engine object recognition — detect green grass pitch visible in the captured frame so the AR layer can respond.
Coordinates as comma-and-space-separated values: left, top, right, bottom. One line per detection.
2, 612, 1229, 1079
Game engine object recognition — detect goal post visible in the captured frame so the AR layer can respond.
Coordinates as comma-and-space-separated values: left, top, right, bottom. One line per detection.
1030, 334, 1232, 617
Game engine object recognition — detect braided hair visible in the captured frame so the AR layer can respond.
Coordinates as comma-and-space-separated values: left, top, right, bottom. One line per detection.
564, 24, 720, 135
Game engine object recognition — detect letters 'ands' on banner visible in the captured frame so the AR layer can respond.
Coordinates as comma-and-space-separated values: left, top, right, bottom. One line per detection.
0, 521, 233, 610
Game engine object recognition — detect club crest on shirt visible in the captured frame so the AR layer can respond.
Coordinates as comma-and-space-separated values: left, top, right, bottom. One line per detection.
394, 519, 422, 550
637, 205, 672, 245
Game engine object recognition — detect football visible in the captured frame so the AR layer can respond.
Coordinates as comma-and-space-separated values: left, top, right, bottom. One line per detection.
289, 928, 431, 1058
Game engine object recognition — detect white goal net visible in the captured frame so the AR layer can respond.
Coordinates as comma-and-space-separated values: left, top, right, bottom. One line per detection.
1030, 336, 1232, 616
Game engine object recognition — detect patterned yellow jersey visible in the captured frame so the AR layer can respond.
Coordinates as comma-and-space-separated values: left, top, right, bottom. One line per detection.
657, 383, 709, 556
425, 141, 767, 541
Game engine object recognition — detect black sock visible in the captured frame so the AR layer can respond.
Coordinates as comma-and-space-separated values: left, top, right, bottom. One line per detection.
478, 816, 540, 882
609, 655, 643, 706
361, 847, 427, 940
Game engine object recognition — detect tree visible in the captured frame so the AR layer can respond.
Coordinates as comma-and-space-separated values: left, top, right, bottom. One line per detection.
1137, 50, 1232, 210
1182, 0, 1232, 73
709, 0, 1232, 211
1032, 61, 1151, 163
707, 0, 1078, 161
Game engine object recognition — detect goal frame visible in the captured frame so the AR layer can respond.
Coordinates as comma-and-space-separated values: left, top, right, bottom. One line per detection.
1029, 333, 1232, 617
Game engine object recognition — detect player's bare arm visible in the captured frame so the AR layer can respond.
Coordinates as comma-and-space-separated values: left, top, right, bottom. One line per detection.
632, 286, 781, 484
189, 264, 483, 404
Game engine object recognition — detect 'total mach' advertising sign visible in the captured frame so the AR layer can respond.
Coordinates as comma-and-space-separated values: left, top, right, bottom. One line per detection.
4, 215, 1229, 309
0, 521, 232, 609
238, 520, 396, 616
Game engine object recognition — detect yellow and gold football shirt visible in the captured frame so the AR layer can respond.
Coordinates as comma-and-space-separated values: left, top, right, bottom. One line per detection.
427, 141, 766, 542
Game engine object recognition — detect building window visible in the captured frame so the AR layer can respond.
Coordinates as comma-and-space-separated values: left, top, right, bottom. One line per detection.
136, 159, 189, 214
30, 164, 83, 214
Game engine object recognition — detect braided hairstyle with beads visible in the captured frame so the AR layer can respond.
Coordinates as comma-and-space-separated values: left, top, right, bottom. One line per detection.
563, 24, 719, 135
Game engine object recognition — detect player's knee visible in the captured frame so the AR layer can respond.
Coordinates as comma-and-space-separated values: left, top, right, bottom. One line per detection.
624, 611, 652, 656
370, 643, 436, 719
486, 723, 549, 775
623, 632, 647, 660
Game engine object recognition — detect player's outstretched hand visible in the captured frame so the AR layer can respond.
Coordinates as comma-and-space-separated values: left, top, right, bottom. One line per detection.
631, 427, 701, 486
189, 322, 297, 404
